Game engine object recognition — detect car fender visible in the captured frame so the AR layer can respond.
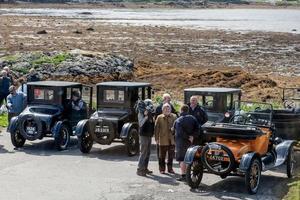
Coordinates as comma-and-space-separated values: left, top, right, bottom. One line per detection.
51, 120, 69, 138
275, 140, 296, 167
120, 122, 138, 139
239, 152, 261, 172
184, 145, 201, 165
75, 119, 89, 137
7, 116, 19, 133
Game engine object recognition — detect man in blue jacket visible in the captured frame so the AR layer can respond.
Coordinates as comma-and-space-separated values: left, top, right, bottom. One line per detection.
6, 86, 26, 125
174, 104, 199, 181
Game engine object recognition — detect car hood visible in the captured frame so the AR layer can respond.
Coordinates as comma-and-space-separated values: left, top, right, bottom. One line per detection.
90, 109, 130, 121
20, 105, 62, 119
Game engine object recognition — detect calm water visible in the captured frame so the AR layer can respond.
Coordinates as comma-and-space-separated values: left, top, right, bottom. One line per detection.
0, 8, 300, 33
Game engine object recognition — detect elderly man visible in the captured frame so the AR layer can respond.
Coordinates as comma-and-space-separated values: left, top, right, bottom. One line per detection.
6, 86, 26, 124
27, 68, 41, 82
174, 105, 199, 181
154, 103, 177, 174
0, 70, 12, 106
188, 96, 208, 126
188, 96, 208, 145
3, 66, 14, 85
155, 93, 177, 118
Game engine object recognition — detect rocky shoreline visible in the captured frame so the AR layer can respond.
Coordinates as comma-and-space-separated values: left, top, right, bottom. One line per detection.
0, 50, 134, 84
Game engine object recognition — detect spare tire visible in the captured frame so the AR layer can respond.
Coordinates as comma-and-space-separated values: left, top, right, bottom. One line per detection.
18, 114, 43, 141
201, 143, 235, 176
91, 121, 115, 145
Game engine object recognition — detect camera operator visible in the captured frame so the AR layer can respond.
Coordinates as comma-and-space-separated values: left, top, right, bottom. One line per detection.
137, 99, 155, 177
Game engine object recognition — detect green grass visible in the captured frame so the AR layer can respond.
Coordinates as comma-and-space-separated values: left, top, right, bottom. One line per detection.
285, 179, 300, 200
30, 53, 71, 67
0, 114, 8, 127
1, 55, 19, 62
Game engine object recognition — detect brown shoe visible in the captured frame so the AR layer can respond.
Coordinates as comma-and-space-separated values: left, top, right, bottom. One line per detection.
145, 169, 153, 174
168, 169, 175, 174
137, 170, 147, 177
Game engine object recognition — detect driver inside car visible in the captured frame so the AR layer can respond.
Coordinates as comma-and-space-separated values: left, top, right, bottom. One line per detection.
67, 91, 87, 127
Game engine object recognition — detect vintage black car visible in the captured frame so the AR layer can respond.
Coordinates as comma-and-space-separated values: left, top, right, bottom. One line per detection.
273, 87, 300, 140
76, 81, 152, 156
185, 101, 296, 194
8, 81, 92, 150
184, 87, 242, 122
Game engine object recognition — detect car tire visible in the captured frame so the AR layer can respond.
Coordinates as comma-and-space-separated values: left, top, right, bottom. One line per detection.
186, 160, 203, 189
19, 114, 43, 141
125, 128, 139, 157
54, 124, 70, 151
10, 129, 26, 148
245, 158, 261, 194
78, 128, 93, 154
287, 144, 296, 178
201, 143, 235, 176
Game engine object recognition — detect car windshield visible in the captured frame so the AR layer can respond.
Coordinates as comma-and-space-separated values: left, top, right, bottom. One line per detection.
34, 88, 54, 101
103, 89, 124, 103
233, 101, 273, 127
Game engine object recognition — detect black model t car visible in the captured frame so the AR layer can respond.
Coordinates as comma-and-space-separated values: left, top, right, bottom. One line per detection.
8, 81, 92, 150
184, 87, 242, 122
273, 87, 300, 140
76, 81, 152, 156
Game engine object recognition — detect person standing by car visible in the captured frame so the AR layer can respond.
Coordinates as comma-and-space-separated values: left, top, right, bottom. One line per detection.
17, 77, 28, 96
155, 93, 177, 118
188, 96, 208, 145
137, 99, 155, 177
26, 68, 41, 82
0, 70, 12, 106
174, 104, 199, 181
6, 86, 26, 125
188, 96, 208, 125
3, 66, 14, 85
154, 103, 177, 174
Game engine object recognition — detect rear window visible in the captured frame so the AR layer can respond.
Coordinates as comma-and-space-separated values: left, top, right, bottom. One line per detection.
104, 90, 124, 103
34, 89, 54, 101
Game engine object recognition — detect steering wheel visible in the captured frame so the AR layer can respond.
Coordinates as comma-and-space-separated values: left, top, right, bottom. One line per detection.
230, 114, 247, 125
284, 100, 296, 109
255, 107, 261, 111
205, 100, 214, 107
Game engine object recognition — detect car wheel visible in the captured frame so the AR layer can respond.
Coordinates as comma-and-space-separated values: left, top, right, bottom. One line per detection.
245, 158, 261, 194
10, 129, 26, 148
125, 128, 139, 157
186, 160, 203, 189
78, 129, 93, 154
54, 124, 70, 151
287, 144, 296, 178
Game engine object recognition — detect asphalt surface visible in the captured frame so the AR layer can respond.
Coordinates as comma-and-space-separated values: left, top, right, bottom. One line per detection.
0, 128, 299, 200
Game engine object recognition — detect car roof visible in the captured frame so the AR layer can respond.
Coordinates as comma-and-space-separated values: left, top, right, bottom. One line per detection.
27, 81, 82, 87
184, 87, 241, 93
97, 81, 151, 87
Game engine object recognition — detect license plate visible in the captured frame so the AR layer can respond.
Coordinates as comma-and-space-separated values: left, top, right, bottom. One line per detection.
95, 126, 109, 133
207, 150, 229, 162
26, 127, 36, 135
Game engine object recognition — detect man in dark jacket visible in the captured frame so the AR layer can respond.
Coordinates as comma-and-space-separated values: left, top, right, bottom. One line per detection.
188, 96, 208, 125
155, 93, 177, 118
0, 70, 12, 106
27, 68, 41, 82
137, 99, 155, 176
174, 104, 199, 181
67, 91, 87, 127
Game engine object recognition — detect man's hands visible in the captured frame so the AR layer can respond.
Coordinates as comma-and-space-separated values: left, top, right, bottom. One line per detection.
189, 136, 194, 144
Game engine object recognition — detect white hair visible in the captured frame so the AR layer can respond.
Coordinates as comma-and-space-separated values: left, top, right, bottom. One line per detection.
163, 93, 171, 100
162, 103, 171, 110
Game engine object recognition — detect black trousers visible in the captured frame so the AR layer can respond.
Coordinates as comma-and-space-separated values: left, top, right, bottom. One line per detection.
158, 145, 175, 171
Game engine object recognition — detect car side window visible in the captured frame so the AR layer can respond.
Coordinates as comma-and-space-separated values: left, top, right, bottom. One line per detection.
204, 96, 214, 108
104, 90, 124, 103
227, 94, 232, 110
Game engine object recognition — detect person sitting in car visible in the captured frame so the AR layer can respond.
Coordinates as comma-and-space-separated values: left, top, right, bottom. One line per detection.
67, 91, 87, 127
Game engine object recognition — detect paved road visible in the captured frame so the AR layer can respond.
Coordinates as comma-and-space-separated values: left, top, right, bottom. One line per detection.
0, 129, 299, 200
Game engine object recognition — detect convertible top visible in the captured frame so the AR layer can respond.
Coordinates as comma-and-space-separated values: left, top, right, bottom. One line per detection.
27, 81, 81, 87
